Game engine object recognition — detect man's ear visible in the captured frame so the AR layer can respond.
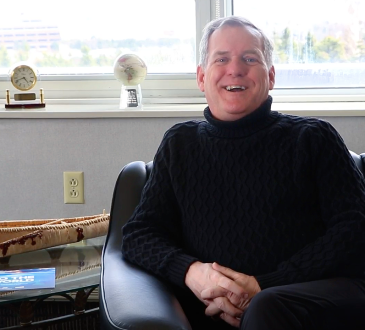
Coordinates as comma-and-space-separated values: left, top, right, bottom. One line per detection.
197, 65, 205, 92
269, 65, 275, 90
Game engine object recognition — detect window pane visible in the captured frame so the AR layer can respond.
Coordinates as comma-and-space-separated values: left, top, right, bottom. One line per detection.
0, 0, 196, 75
234, 0, 365, 87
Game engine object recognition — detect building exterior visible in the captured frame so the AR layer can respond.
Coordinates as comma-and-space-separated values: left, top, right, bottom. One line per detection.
0, 20, 61, 50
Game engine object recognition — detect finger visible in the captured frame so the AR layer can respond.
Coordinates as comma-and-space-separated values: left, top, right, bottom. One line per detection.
201, 282, 248, 309
227, 290, 249, 309
202, 287, 248, 310
242, 300, 251, 311
201, 286, 228, 300
210, 296, 243, 319
220, 312, 241, 328
205, 301, 222, 316
212, 262, 240, 280
215, 275, 248, 299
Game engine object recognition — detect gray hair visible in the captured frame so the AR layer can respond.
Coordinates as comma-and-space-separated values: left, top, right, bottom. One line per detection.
199, 16, 274, 69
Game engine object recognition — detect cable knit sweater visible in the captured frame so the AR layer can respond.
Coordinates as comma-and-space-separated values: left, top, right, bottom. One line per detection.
122, 96, 365, 290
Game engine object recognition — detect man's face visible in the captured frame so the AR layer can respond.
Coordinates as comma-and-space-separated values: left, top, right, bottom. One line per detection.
197, 25, 275, 121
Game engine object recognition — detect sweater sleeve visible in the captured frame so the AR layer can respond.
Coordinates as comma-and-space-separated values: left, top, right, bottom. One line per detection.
256, 120, 365, 289
121, 129, 198, 289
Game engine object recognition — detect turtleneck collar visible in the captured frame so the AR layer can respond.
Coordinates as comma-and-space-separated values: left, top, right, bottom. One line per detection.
203, 96, 279, 139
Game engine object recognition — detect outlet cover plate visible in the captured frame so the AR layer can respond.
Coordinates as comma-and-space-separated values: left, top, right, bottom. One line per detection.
63, 171, 84, 204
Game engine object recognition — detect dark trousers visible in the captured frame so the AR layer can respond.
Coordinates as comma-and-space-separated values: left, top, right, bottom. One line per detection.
176, 277, 365, 330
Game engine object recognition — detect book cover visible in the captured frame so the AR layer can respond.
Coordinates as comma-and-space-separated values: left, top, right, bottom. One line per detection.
0, 268, 56, 291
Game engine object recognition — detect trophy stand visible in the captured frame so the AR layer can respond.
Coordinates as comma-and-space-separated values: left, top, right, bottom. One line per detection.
113, 53, 147, 110
119, 84, 143, 110
5, 88, 46, 109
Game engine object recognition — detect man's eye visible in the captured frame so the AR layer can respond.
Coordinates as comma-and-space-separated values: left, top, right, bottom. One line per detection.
216, 58, 227, 63
243, 57, 258, 65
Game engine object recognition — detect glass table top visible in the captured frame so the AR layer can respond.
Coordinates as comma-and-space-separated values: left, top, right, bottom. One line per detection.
0, 236, 105, 305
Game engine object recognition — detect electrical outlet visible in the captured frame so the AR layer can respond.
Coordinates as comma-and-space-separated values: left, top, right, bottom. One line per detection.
63, 171, 84, 204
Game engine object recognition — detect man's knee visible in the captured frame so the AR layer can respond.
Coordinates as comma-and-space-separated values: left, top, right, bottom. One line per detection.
242, 287, 306, 330
248, 287, 282, 313
241, 289, 287, 329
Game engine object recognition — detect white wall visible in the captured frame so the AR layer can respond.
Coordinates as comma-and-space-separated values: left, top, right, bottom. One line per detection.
0, 115, 364, 221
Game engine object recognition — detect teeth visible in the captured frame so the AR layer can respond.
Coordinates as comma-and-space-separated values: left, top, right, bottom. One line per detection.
226, 86, 246, 91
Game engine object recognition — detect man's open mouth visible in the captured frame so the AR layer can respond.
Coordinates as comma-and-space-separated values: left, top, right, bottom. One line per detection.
225, 85, 246, 92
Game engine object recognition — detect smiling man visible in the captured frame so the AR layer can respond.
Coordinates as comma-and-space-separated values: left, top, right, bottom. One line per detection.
197, 21, 275, 121
122, 16, 365, 329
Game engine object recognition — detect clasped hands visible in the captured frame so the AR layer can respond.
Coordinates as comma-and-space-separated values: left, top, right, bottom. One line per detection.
185, 261, 261, 328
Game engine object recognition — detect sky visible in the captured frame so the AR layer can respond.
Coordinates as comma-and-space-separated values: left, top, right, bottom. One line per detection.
2, 0, 364, 44
2, 0, 196, 40
234, 0, 365, 37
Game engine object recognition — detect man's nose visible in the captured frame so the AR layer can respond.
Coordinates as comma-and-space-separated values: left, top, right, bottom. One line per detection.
227, 58, 248, 77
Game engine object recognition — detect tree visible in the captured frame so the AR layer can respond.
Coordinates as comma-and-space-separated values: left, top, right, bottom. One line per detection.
51, 42, 60, 52
36, 53, 73, 67
272, 30, 288, 64
15, 42, 30, 62
0, 46, 11, 67
273, 28, 304, 64
96, 54, 113, 66
303, 32, 317, 63
80, 45, 96, 66
356, 34, 365, 62
315, 36, 346, 62
281, 28, 292, 55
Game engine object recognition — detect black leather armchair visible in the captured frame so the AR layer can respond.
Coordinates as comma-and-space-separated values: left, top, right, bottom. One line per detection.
99, 161, 192, 330
99, 151, 365, 330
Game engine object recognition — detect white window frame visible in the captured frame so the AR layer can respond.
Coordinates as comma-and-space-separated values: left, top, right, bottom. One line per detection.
0, 0, 364, 108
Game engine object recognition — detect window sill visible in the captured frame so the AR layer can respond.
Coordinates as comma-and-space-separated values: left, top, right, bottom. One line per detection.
0, 100, 365, 118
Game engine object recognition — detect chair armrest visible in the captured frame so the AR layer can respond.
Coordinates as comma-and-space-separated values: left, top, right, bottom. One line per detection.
100, 255, 192, 330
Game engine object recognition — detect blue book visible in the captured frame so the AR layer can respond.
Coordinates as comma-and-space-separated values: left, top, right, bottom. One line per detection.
0, 268, 56, 291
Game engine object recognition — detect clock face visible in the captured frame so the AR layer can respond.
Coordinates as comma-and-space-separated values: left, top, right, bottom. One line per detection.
11, 65, 37, 91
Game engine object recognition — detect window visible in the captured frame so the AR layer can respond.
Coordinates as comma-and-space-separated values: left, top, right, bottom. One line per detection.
0, 0, 196, 75
0, 0, 364, 104
233, 0, 365, 88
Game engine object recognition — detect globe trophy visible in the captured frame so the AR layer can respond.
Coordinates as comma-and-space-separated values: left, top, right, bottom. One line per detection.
113, 54, 147, 110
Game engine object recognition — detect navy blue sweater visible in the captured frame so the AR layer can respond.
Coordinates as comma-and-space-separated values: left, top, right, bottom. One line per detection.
122, 96, 365, 290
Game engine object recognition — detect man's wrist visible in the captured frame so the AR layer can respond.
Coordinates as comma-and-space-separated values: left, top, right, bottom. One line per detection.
185, 261, 202, 288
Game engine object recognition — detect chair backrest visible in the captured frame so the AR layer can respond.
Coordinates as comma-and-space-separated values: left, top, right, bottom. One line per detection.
103, 161, 152, 253
349, 150, 365, 177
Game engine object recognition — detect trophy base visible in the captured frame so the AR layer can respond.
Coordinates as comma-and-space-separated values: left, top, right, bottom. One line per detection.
5, 89, 46, 110
5, 103, 46, 110
119, 85, 143, 110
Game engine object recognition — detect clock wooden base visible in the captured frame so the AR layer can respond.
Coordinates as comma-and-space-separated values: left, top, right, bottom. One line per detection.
5, 103, 46, 109
5, 88, 45, 110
